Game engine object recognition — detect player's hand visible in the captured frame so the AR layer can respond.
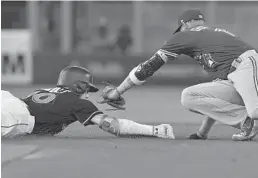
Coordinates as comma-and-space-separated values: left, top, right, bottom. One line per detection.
188, 133, 207, 140
104, 86, 120, 100
98, 82, 126, 110
100, 82, 121, 100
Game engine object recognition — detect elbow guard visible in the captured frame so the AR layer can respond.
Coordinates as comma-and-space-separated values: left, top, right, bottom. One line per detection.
99, 115, 120, 136
129, 53, 166, 85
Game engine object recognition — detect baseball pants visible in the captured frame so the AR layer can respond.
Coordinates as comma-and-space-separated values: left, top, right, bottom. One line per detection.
1, 90, 35, 138
181, 49, 258, 126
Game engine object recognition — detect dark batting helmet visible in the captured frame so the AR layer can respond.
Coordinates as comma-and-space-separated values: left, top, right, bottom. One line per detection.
57, 66, 99, 94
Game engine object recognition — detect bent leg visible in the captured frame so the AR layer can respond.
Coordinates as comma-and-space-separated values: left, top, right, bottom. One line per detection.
181, 80, 247, 127
227, 51, 258, 140
1, 90, 35, 138
1, 110, 16, 137
228, 52, 258, 119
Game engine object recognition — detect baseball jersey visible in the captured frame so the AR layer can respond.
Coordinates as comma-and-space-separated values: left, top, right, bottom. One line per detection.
22, 87, 103, 135
159, 26, 254, 79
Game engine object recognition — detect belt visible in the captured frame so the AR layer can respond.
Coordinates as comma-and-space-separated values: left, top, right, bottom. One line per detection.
229, 49, 257, 73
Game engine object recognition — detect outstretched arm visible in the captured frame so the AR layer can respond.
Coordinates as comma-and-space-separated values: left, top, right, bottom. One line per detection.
72, 99, 174, 139
104, 32, 195, 100
91, 114, 175, 139
116, 50, 170, 95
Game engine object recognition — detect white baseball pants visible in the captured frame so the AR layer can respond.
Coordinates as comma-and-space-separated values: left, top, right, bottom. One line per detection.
181, 50, 258, 126
1, 90, 35, 138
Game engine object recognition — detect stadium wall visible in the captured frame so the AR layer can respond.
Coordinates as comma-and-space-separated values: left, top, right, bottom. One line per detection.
33, 53, 213, 86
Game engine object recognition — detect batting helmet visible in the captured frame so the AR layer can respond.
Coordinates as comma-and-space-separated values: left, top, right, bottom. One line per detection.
57, 66, 99, 94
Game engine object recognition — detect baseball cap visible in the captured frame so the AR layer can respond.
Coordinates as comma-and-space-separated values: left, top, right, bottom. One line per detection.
173, 9, 205, 34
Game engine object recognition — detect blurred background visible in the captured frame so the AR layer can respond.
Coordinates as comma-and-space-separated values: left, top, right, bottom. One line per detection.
2, 1, 258, 86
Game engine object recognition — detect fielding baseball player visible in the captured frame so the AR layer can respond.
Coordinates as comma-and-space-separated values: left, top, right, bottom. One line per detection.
1, 66, 175, 139
99, 9, 258, 141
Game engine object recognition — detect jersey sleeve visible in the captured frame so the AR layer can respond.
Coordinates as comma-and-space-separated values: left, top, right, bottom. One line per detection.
158, 31, 197, 61
72, 99, 103, 126
21, 90, 41, 101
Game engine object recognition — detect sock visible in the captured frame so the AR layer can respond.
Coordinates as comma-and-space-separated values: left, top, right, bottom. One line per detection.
118, 119, 154, 136
198, 117, 216, 138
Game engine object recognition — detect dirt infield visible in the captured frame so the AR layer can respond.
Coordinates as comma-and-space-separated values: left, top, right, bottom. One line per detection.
2, 85, 258, 178
2, 123, 258, 178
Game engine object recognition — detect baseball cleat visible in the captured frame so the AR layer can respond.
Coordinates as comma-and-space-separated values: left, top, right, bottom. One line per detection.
248, 126, 258, 140
153, 124, 175, 139
232, 117, 255, 141
188, 133, 207, 140
232, 126, 258, 141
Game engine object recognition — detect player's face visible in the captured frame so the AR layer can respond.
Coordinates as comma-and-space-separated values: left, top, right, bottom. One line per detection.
180, 23, 187, 32
80, 92, 89, 100
181, 21, 196, 32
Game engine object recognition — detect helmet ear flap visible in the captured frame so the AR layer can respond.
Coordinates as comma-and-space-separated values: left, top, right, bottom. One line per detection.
71, 81, 90, 95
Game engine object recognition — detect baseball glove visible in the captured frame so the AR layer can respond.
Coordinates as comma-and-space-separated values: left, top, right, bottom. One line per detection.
98, 82, 126, 110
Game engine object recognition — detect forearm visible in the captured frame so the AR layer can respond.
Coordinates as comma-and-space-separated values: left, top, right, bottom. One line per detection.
116, 77, 136, 95
92, 114, 157, 137
115, 72, 142, 96
116, 51, 168, 95
198, 117, 216, 137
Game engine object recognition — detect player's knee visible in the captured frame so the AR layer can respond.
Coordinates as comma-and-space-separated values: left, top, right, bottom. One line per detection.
181, 87, 197, 109
248, 108, 258, 119
99, 116, 120, 136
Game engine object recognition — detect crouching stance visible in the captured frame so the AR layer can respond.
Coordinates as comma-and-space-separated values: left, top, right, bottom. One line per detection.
1, 66, 175, 139
181, 79, 257, 141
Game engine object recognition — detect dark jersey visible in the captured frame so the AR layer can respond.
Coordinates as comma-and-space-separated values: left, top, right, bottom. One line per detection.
22, 87, 103, 135
158, 26, 254, 79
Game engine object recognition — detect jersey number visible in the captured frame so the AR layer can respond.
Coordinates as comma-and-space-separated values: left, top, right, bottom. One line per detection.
32, 93, 56, 104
